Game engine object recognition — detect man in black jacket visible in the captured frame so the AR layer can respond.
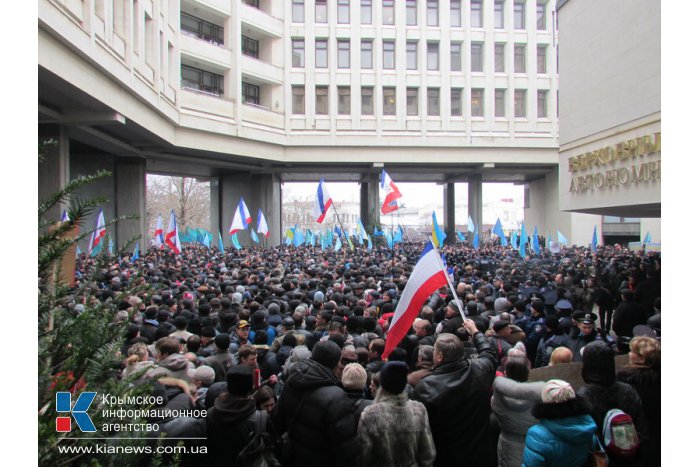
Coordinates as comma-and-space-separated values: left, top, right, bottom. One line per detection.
412, 319, 498, 467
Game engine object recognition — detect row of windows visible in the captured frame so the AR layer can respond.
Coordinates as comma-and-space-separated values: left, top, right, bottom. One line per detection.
292, 0, 548, 30
293, 38, 548, 74
291, 85, 549, 118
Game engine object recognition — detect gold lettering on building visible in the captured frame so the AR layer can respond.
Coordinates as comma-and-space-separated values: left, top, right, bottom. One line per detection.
568, 132, 661, 173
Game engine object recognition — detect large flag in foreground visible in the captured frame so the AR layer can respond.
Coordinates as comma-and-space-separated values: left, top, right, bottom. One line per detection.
383, 241, 448, 360
165, 209, 182, 254
88, 208, 106, 257
380, 169, 402, 214
229, 198, 252, 235
257, 209, 269, 238
312, 178, 333, 223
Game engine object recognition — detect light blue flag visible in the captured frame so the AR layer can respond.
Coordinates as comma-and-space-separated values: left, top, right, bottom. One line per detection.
393, 227, 403, 243
511, 230, 518, 249
305, 229, 313, 246
384, 230, 394, 248
472, 227, 480, 249
457, 231, 466, 242
108, 236, 114, 256
334, 237, 342, 251
231, 233, 242, 250
131, 241, 139, 261
202, 231, 212, 249
467, 215, 475, 233
367, 233, 372, 250
643, 231, 652, 243
532, 226, 541, 255
250, 228, 260, 244
547, 233, 552, 249
592, 225, 598, 253
557, 230, 568, 245
284, 235, 292, 246
431, 211, 447, 247
519, 223, 527, 259
493, 218, 507, 246
293, 228, 305, 247
218, 232, 225, 252
76, 245, 82, 258
374, 226, 381, 237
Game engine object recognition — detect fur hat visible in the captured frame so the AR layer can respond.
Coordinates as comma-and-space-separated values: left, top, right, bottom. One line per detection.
493, 320, 510, 333
311, 340, 342, 369
342, 363, 367, 391
380, 361, 408, 395
541, 379, 575, 404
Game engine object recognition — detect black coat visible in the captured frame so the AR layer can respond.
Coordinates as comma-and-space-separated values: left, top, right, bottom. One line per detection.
206, 395, 269, 466
273, 359, 358, 467
618, 367, 661, 467
613, 301, 647, 338
412, 332, 498, 467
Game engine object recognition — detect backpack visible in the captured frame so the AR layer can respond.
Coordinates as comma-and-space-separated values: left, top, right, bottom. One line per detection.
601, 408, 640, 458
236, 410, 281, 467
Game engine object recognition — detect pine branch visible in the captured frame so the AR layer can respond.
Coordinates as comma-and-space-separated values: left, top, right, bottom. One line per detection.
38, 170, 111, 218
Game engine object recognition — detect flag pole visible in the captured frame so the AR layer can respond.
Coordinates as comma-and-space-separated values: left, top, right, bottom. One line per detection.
430, 246, 468, 323
330, 200, 353, 250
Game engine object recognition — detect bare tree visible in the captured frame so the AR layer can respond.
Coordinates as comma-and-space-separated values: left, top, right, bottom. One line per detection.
146, 175, 210, 237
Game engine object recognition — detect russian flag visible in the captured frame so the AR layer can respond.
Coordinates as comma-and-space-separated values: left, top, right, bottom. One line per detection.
229, 197, 252, 235
154, 214, 164, 249
88, 208, 106, 257
312, 178, 333, 223
380, 169, 402, 214
382, 241, 448, 360
257, 209, 269, 238
165, 209, 182, 254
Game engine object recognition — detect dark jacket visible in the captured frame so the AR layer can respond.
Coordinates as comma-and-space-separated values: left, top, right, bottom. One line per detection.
534, 331, 571, 368
412, 332, 498, 467
617, 366, 661, 467
206, 394, 268, 466
613, 301, 647, 338
273, 359, 358, 467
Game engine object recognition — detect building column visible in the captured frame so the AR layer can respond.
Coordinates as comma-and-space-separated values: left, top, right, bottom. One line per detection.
250, 173, 282, 247
468, 174, 483, 235
360, 172, 380, 228
38, 125, 70, 223
210, 177, 221, 238
115, 157, 146, 249
443, 182, 456, 244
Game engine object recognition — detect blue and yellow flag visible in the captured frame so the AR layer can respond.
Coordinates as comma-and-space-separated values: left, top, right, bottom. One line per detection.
431, 211, 446, 248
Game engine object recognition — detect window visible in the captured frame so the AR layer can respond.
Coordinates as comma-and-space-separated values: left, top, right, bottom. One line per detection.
406, 41, 418, 70
451, 0, 461, 27
243, 82, 260, 105
292, 85, 305, 114
451, 88, 463, 116
537, 45, 547, 73
427, 42, 439, 70
338, 0, 350, 24
514, 44, 526, 73
315, 86, 329, 114
361, 86, 374, 115
470, 1, 482, 28
383, 87, 396, 115
494, 1, 504, 29
95, 0, 105, 18
514, 89, 526, 117
383, 40, 395, 69
243, 0, 259, 7
494, 89, 506, 117
181, 65, 224, 96
292, 0, 304, 23
292, 39, 305, 67
242, 35, 259, 59
450, 42, 462, 71
427, 0, 439, 27
494, 43, 505, 72
383, 0, 395, 25
338, 86, 351, 114
406, 0, 417, 25
537, 1, 547, 30
406, 87, 419, 115
316, 39, 328, 68
471, 88, 483, 116
427, 88, 440, 116
316, 0, 327, 23
361, 0, 372, 24
514, 1, 525, 29
361, 40, 373, 68
471, 42, 483, 72
181, 12, 224, 45
338, 39, 350, 68
537, 90, 547, 118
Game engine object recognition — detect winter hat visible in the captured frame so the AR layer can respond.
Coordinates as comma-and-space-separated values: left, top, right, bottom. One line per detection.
194, 365, 215, 386
493, 320, 510, 333
541, 379, 575, 403
314, 291, 325, 303
494, 297, 510, 313
214, 333, 231, 350
232, 292, 243, 304
581, 340, 616, 386
283, 345, 312, 375
380, 361, 408, 395
311, 340, 342, 369
226, 366, 254, 396
342, 363, 367, 391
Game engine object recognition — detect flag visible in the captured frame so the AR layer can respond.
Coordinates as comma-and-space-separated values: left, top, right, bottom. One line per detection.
374, 226, 381, 237
547, 232, 552, 250
312, 178, 333, 223
643, 231, 652, 243
229, 197, 252, 235
165, 209, 182, 254
251, 228, 260, 244
305, 229, 314, 246
131, 241, 140, 262
592, 225, 598, 253
257, 209, 269, 238
357, 219, 369, 243
511, 230, 518, 249
293, 227, 305, 247
519, 223, 527, 259
334, 237, 342, 251
431, 211, 447, 248
285, 228, 294, 242
467, 215, 475, 233
60, 210, 70, 223
88, 208, 107, 257
532, 226, 541, 255
472, 227, 480, 249
218, 231, 225, 252
75, 245, 81, 258
493, 218, 507, 246
557, 230, 568, 245
380, 169, 402, 214
231, 233, 242, 250
107, 236, 114, 256
456, 231, 466, 242
384, 229, 394, 248
382, 242, 449, 360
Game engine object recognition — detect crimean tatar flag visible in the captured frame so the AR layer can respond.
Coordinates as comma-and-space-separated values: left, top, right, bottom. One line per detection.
382, 241, 448, 360
229, 198, 252, 235
165, 209, 182, 254
154, 214, 164, 249
88, 208, 106, 257
312, 178, 333, 223
257, 209, 270, 238
380, 169, 402, 214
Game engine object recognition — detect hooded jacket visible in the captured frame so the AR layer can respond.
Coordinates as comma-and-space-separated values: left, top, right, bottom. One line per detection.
205, 395, 260, 466
522, 411, 597, 467
147, 353, 192, 382
273, 358, 357, 467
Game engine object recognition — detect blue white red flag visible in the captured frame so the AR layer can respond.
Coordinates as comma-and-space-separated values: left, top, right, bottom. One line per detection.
88, 208, 106, 257
380, 170, 402, 214
165, 209, 182, 254
257, 209, 269, 238
229, 198, 252, 235
312, 178, 333, 223
154, 214, 164, 248
60, 210, 70, 223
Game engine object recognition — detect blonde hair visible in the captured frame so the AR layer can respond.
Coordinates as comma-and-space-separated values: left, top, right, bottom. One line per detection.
629, 336, 660, 368
549, 347, 573, 366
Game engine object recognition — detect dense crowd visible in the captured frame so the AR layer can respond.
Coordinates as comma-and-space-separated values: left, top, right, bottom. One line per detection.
72, 240, 661, 467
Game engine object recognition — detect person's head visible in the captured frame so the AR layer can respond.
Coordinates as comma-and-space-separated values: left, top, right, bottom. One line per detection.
341, 363, 367, 392
434, 333, 463, 367
493, 320, 511, 338
186, 335, 201, 353
416, 345, 434, 366
413, 319, 432, 338
446, 300, 462, 318
311, 340, 342, 371
530, 300, 544, 317
194, 365, 215, 388
226, 366, 254, 397
127, 342, 149, 362
368, 338, 385, 360
628, 336, 660, 368
549, 346, 573, 366
238, 344, 258, 368
620, 288, 635, 302
581, 340, 616, 386
236, 320, 251, 341
254, 386, 276, 414
214, 333, 231, 352
541, 379, 575, 404
328, 321, 345, 337
380, 361, 408, 395
155, 337, 180, 360
577, 319, 595, 336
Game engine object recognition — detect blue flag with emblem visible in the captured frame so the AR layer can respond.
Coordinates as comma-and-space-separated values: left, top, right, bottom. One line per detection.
493, 218, 507, 246
393, 227, 403, 243
334, 237, 342, 251
293, 228, 305, 247
532, 226, 541, 255
131, 241, 139, 261
384, 229, 394, 248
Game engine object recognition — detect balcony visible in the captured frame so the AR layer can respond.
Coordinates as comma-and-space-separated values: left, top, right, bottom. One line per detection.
241, 103, 284, 129
240, 2, 283, 38
241, 55, 283, 84
180, 32, 231, 69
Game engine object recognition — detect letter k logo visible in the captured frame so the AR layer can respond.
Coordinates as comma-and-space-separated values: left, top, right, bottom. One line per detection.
56, 392, 97, 432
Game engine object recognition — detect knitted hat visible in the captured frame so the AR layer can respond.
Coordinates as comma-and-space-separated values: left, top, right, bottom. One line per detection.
342, 363, 367, 391
314, 291, 325, 302
232, 292, 243, 304
311, 340, 342, 369
283, 345, 312, 375
226, 366, 254, 396
493, 320, 510, 333
380, 361, 408, 395
541, 379, 575, 403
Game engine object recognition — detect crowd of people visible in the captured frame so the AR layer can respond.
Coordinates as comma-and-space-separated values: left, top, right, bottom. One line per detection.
72, 239, 661, 466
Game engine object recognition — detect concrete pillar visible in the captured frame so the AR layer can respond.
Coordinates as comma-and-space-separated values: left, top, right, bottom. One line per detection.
361, 173, 380, 228
210, 177, 221, 237
468, 174, 483, 236
443, 183, 456, 244
38, 125, 70, 224
221, 173, 282, 247
115, 158, 146, 250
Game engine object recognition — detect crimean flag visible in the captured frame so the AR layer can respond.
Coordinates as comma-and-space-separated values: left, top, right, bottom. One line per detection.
165, 209, 182, 254
218, 231, 225, 252
312, 178, 333, 223
472, 227, 480, 250
154, 214, 164, 249
557, 230, 568, 245
382, 241, 448, 360
257, 209, 270, 238
229, 197, 252, 235
519, 223, 527, 259
456, 231, 466, 242
493, 218, 507, 246
88, 208, 106, 257
431, 211, 446, 248
380, 169, 402, 214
